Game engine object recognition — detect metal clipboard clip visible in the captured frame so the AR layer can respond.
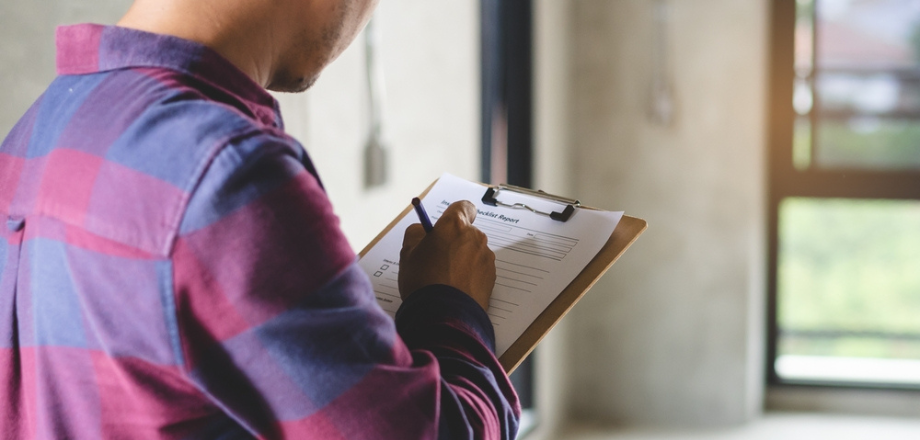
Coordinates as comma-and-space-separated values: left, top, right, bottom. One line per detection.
481, 184, 581, 222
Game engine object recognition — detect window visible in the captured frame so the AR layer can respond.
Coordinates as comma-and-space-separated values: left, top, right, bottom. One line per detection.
768, 0, 920, 388
481, 0, 538, 434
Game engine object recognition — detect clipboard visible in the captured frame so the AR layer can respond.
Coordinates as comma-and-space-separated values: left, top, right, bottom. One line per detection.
359, 179, 647, 373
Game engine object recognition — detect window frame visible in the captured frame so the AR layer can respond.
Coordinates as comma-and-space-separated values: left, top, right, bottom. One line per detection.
481, 0, 538, 434
767, 0, 920, 390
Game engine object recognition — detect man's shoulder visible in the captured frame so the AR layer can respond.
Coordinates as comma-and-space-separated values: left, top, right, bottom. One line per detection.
1, 67, 299, 257
102, 75, 275, 192
91, 71, 301, 256
100, 96, 289, 255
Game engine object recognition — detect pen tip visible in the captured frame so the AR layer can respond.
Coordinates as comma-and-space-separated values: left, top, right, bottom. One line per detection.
411, 197, 421, 207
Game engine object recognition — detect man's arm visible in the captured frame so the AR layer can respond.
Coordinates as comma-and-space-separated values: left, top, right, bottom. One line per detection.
170, 131, 520, 439
396, 285, 519, 439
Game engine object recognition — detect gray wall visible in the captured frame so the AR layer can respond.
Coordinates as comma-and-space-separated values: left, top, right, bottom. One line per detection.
565, 0, 768, 426
0, 0, 131, 136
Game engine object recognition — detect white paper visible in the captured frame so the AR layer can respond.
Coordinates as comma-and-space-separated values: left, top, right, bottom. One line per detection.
358, 173, 623, 356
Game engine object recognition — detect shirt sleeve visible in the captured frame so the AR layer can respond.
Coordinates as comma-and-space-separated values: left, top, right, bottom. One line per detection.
170, 131, 520, 440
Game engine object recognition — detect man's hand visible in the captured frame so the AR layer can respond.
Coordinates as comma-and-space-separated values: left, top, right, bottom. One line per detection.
398, 200, 495, 311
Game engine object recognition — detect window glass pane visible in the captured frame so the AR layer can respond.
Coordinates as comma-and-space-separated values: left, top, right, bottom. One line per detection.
816, 0, 920, 68
793, 116, 813, 170
809, 0, 920, 170
815, 118, 920, 167
777, 197, 920, 384
793, 0, 815, 169
795, 0, 814, 77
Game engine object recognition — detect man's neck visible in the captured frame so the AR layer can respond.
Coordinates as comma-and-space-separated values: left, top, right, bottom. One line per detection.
117, 0, 280, 88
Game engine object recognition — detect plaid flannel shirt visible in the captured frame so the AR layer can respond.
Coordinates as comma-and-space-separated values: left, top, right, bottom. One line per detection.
0, 24, 519, 439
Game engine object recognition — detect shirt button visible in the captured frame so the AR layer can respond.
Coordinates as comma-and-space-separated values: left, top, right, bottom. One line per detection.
6, 217, 24, 232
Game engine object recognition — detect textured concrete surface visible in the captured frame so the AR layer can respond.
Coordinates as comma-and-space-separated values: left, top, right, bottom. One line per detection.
565, 0, 768, 426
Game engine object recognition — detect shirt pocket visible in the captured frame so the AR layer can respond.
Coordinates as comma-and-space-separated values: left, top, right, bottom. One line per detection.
1, 216, 26, 336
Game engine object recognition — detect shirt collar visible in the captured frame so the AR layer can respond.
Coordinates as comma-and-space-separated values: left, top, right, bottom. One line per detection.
55, 24, 281, 128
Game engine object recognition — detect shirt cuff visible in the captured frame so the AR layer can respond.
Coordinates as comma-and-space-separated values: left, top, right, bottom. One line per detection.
394, 284, 496, 353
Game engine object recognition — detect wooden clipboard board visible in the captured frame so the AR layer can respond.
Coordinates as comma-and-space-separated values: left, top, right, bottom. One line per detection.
359, 179, 647, 374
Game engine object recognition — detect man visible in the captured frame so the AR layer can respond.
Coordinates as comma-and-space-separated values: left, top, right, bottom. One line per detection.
0, 0, 520, 438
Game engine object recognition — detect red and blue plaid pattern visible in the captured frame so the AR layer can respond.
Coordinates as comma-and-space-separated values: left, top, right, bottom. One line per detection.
0, 24, 518, 439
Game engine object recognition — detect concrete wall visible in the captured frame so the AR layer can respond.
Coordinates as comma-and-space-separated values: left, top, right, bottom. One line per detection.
0, 0, 132, 136
565, 0, 768, 426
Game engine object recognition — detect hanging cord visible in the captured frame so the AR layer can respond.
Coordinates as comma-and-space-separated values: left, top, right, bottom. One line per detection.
649, 0, 675, 126
364, 16, 389, 188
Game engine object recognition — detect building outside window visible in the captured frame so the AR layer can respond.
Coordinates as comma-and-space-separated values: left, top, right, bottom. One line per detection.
770, 0, 920, 387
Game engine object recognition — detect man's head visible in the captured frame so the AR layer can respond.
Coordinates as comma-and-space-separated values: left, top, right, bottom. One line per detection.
269, 0, 379, 92
118, 0, 380, 92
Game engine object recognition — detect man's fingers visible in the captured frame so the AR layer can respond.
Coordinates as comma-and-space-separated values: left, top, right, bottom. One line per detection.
438, 200, 478, 228
402, 223, 426, 249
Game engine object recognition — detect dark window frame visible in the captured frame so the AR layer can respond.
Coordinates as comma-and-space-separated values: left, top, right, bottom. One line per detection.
767, 0, 920, 390
481, 0, 537, 433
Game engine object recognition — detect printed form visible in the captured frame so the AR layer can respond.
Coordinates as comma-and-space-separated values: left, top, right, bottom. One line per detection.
358, 174, 623, 356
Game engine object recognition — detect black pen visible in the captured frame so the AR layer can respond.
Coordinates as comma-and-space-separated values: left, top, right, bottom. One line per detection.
411, 197, 434, 232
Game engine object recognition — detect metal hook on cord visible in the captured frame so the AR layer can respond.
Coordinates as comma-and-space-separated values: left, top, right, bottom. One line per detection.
364, 16, 388, 188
